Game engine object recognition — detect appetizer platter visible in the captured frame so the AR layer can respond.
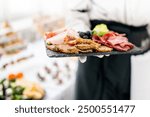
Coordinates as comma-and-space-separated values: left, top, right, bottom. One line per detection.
0, 72, 45, 100
45, 24, 142, 57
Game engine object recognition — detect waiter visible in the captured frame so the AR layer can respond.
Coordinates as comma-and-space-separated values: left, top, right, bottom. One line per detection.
66, 0, 150, 100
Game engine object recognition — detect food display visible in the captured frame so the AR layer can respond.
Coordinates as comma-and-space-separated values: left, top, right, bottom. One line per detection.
44, 24, 140, 57
0, 39, 77, 100
0, 72, 45, 100
45, 28, 113, 54
92, 24, 134, 51
0, 54, 34, 70
33, 15, 65, 36
0, 21, 26, 55
36, 61, 73, 85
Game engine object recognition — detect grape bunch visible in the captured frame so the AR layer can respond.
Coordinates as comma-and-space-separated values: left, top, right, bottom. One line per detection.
78, 31, 92, 39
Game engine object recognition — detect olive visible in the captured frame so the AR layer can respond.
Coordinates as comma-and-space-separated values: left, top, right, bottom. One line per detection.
78, 31, 92, 39
82, 35, 89, 39
78, 32, 85, 38
86, 31, 92, 36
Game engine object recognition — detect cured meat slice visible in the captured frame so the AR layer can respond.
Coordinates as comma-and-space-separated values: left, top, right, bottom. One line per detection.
92, 31, 134, 51
46, 29, 79, 45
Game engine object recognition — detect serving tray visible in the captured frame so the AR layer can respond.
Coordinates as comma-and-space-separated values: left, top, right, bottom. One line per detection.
46, 46, 143, 58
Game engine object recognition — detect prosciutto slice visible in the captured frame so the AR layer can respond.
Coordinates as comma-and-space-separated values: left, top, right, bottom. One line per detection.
45, 29, 79, 45
92, 31, 134, 51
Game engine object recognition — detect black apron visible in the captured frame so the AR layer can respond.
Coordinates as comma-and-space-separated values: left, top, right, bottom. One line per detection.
75, 20, 150, 100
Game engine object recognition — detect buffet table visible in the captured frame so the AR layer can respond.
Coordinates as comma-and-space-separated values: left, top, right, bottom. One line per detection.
1, 39, 150, 100
0, 40, 77, 100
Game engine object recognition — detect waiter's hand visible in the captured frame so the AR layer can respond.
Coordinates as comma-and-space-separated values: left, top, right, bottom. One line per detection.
79, 54, 110, 63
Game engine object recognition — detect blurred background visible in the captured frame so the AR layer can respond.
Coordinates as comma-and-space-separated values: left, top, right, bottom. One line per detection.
0, 0, 150, 100
0, 0, 78, 100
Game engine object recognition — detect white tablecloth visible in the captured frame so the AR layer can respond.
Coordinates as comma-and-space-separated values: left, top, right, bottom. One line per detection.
0, 40, 77, 100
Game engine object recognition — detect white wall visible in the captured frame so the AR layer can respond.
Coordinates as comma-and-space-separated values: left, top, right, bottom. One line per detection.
0, 0, 67, 21
131, 51, 150, 100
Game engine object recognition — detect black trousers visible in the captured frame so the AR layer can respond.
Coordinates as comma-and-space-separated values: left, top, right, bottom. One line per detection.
76, 55, 130, 100
75, 20, 149, 100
